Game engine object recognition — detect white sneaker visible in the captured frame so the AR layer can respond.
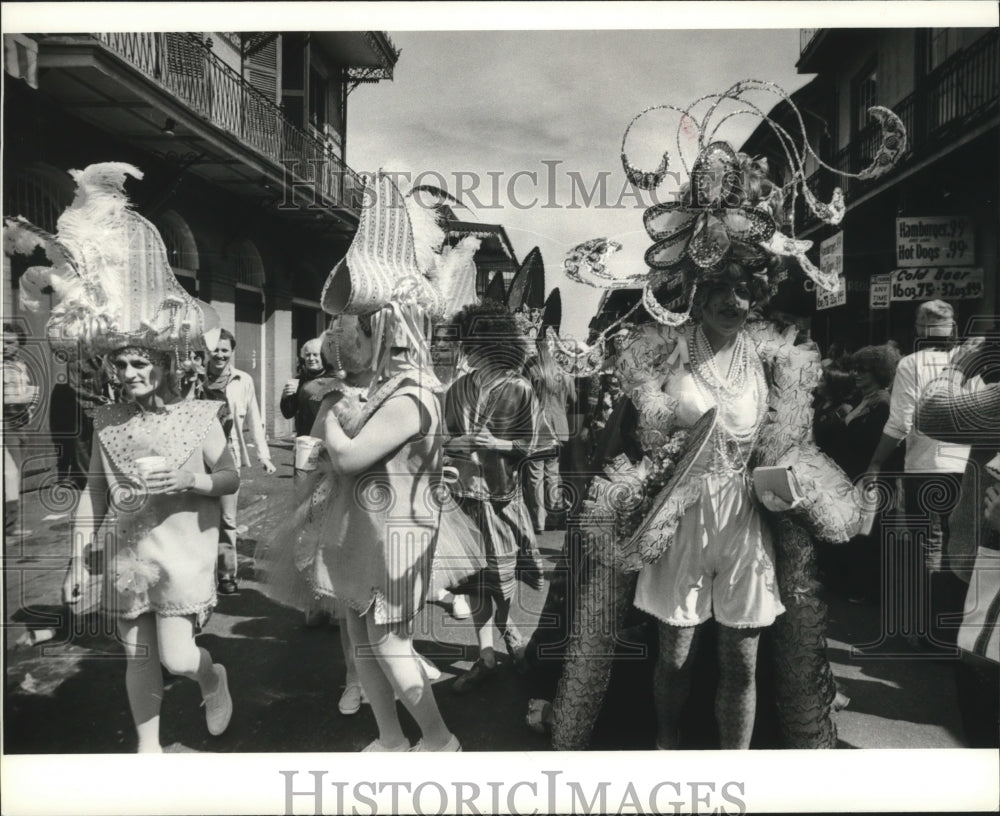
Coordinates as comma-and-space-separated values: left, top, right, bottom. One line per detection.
418, 654, 441, 682
202, 664, 232, 736
409, 733, 462, 752
339, 683, 364, 715
362, 737, 411, 752
450, 594, 471, 620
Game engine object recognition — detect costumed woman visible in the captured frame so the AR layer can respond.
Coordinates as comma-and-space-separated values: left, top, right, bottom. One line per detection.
535, 82, 906, 749
273, 172, 481, 751
11, 163, 237, 752
444, 300, 546, 693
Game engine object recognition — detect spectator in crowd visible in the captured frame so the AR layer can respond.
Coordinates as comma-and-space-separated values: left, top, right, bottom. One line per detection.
199, 328, 276, 594
838, 344, 902, 604
812, 365, 857, 457
3, 322, 38, 537
523, 329, 574, 532
866, 301, 970, 647
916, 335, 999, 747
280, 337, 339, 440
444, 301, 545, 694
50, 356, 111, 490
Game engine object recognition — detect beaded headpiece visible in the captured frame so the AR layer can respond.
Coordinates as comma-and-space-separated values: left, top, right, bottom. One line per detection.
9, 162, 220, 362
320, 171, 481, 387
321, 171, 480, 321
562, 79, 906, 336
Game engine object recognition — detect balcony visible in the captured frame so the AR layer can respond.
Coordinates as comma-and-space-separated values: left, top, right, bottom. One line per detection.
30, 32, 367, 227
798, 31, 998, 224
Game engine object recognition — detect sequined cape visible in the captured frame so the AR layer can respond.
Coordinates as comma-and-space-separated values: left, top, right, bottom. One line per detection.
550, 319, 861, 749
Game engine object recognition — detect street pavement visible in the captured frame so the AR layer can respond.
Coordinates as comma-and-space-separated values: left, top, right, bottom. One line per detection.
4, 442, 967, 753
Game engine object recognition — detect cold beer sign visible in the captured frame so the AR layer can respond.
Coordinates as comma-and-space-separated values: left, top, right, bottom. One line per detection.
896, 216, 974, 267
890, 267, 984, 301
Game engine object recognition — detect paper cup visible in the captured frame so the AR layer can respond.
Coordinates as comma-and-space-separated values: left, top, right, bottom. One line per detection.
294, 436, 323, 471
135, 455, 167, 478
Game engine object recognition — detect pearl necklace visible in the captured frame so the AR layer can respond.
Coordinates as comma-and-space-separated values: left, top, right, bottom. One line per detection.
690, 325, 750, 402
689, 326, 767, 474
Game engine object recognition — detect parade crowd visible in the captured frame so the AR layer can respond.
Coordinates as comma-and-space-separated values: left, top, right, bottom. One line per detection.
3, 81, 999, 755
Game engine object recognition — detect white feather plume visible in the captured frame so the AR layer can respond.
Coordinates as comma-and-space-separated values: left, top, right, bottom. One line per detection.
437, 236, 481, 315
403, 190, 446, 276
55, 163, 143, 317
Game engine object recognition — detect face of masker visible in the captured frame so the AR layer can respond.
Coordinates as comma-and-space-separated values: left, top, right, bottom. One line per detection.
112, 350, 165, 401
699, 280, 753, 339
324, 315, 374, 374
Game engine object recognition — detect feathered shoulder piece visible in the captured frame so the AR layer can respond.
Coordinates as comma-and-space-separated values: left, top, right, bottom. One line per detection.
613, 321, 683, 394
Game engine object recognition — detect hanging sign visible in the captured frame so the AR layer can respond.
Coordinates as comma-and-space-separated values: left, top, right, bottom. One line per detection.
870, 274, 891, 309
896, 216, 974, 267
890, 267, 983, 301
816, 233, 846, 310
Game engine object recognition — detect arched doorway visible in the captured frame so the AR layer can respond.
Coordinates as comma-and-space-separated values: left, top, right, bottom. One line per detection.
152, 209, 200, 297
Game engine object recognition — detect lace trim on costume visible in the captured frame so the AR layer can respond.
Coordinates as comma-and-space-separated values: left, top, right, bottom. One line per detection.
94, 400, 225, 477
107, 595, 217, 627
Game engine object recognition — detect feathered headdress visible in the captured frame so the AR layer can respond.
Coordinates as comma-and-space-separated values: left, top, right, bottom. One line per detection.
7, 162, 220, 361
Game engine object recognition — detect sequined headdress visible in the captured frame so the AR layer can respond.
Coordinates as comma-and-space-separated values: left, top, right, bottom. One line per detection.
562, 79, 906, 335
8, 162, 220, 362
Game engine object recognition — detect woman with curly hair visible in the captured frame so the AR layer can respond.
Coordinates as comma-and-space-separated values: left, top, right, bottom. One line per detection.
838, 344, 902, 603
444, 300, 545, 693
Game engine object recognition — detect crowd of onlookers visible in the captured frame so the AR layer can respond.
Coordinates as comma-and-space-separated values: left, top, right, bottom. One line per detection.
809, 300, 998, 747
5, 296, 998, 748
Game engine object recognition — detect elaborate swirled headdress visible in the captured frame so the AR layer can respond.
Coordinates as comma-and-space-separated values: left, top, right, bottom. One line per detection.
7, 162, 220, 363
562, 79, 906, 334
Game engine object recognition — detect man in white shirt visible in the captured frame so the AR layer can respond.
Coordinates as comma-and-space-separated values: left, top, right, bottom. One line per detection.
868, 301, 971, 649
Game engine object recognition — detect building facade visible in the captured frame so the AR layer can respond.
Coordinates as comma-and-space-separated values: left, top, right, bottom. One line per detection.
3, 31, 398, 485
743, 27, 998, 352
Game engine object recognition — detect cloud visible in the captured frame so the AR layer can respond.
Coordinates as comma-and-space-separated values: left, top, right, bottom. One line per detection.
348, 29, 813, 338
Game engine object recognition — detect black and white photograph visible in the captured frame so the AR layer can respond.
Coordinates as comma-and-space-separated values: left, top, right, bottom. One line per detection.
2, 2, 998, 813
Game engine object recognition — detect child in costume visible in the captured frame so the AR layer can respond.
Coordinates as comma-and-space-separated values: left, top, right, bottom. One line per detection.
11, 163, 238, 752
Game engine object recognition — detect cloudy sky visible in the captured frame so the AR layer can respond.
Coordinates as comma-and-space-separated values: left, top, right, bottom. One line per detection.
348, 30, 813, 338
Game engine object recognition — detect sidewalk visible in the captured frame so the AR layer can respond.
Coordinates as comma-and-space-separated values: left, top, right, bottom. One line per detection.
3, 444, 967, 752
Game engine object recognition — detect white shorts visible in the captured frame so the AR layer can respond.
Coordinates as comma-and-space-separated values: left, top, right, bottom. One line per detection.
633, 471, 785, 629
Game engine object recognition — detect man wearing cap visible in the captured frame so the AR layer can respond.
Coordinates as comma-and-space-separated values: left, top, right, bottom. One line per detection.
866, 300, 971, 648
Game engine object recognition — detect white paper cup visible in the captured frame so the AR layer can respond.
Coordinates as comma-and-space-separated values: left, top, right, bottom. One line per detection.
294, 436, 323, 471
135, 455, 167, 478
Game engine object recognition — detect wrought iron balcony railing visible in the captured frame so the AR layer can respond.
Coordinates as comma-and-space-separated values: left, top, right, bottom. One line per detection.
89, 32, 365, 213
796, 31, 998, 227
